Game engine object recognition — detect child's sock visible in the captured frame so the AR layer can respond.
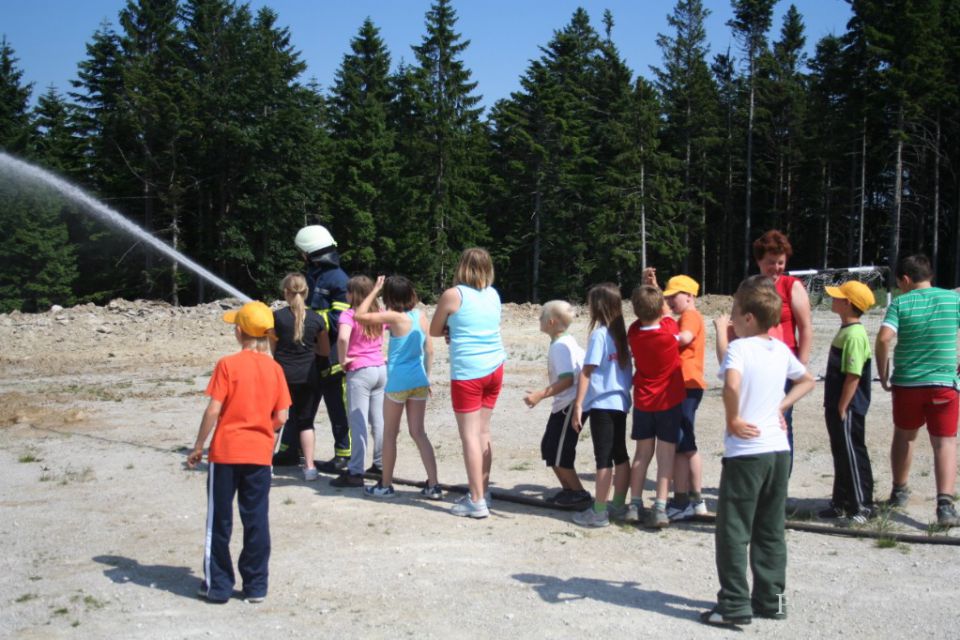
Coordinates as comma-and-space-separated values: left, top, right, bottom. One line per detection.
689, 490, 702, 504
610, 493, 626, 509
631, 496, 643, 506
654, 499, 667, 512
937, 493, 954, 506
673, 491, 690, 507
593, 501, 608, 514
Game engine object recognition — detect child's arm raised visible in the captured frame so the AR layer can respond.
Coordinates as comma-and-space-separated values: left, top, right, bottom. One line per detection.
354, 275, 407, 330
722, 369, 759, 439
713, 314, 731, 364
187, 398, 222, 467
570, 365, 595, 433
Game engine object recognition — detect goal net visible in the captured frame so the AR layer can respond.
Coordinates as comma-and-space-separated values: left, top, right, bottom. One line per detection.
789, 266, 891, 309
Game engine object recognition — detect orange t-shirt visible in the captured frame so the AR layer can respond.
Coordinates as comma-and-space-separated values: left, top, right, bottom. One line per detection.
205, 350, 292, 465
678, 308, 707, 390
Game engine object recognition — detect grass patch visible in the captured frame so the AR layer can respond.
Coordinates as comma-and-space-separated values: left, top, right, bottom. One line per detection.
874, 537, 898, 549
509, 461, 532, 472
83, 595, 106, 610
927, 521, 952, 536
15, 593, 38, 603
53, 607, 68, 615
19, 453, 41, 463
282, 497, 295, 505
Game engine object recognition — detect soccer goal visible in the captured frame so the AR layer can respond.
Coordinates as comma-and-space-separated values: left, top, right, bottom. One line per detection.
788, 265, 892, 309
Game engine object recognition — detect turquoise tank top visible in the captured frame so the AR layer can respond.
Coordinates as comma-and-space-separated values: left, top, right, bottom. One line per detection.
385, 309, 430, 393
447, 285, 506, 381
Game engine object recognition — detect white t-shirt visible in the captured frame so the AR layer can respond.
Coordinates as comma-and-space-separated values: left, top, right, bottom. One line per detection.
548, 334, 585, 413
718, 336, 807, 458
583, 327, 632, 413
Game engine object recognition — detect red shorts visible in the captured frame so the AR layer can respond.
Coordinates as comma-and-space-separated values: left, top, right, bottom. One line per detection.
450, 364, 504, 414
892, 386, 959, 437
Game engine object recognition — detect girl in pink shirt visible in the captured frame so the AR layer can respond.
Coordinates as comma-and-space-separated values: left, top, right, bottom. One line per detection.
331, 276, 387, 486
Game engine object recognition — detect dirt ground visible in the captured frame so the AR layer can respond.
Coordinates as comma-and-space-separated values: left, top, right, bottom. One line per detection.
1, 296, 957, 639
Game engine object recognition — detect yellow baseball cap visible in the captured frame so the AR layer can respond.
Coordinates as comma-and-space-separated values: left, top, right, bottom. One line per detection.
222, 301, 274, 337
663, 275, 700, 297
825, 281, 875, 313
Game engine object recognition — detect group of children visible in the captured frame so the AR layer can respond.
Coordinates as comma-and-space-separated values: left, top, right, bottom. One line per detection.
184, 234, 902, 624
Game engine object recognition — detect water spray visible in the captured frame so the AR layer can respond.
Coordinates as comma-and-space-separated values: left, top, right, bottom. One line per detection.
0, 152, 252, 303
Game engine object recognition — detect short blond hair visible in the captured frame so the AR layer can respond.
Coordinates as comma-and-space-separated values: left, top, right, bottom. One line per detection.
541, 300, 575, 329
453, 247, 495, 289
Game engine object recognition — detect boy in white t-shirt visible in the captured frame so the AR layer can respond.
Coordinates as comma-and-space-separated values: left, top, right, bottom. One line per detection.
524, 301, 590, 507
701, 276, 815, 628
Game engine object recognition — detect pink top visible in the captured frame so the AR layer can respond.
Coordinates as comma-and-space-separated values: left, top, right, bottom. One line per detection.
339, 309, 386, 371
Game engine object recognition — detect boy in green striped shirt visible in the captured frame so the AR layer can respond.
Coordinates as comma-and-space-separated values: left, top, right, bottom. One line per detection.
875, 254, 960, 527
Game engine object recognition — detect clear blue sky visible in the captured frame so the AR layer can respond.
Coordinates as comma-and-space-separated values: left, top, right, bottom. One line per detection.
5, 1, 852, 113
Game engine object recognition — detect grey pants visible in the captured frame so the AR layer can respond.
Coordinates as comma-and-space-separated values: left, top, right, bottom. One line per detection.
346, 365, 386, 475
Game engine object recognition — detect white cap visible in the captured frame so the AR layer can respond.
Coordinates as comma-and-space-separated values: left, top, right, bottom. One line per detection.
295, 225, 336, 253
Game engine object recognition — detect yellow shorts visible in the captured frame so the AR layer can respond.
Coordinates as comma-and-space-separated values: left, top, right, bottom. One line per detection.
385, 386, 430, 403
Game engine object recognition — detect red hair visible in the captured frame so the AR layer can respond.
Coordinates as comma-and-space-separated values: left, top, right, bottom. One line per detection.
752, 230, 793, 262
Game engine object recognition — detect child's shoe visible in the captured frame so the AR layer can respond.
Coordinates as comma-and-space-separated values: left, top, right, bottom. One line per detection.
330, 472, 364, 488
692, 500, 708, 516
937, 501, 960, 527
887, 485, 911, 509
624, 502, 642, 523
667, 501, 694, 522
646, 506, 669, 528
450, 494, 489, 518
572, 507, 610, 528
302, 467, 318, 481
364, 481, 396, 498
420, 482, 444, 500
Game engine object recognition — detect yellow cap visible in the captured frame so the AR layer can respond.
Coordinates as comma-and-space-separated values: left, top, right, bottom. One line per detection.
663, 275, 700, 297
825, 281, 875, 313
222, 301, 274, 338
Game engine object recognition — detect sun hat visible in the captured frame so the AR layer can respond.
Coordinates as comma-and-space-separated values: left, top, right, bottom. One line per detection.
222, 301, 274, 338
294, 225, 337, 254
824, 281, 875, 313
663, 275, 700, 297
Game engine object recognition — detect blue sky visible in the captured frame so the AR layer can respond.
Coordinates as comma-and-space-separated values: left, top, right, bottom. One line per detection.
4, 1, 852, 112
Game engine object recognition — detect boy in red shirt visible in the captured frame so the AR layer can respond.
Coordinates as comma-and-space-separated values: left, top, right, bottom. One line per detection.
187, 301, 291, 604
626, 284, 686, 527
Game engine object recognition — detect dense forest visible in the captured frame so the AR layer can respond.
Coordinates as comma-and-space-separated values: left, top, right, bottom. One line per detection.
1, 0, 958, 312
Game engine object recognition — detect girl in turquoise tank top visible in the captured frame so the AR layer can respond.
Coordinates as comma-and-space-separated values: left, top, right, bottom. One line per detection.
431, 248, 505, 519
354, 275, 442, 500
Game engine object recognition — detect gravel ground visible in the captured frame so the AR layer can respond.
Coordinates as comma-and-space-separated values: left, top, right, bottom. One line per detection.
1, 297, 957, 639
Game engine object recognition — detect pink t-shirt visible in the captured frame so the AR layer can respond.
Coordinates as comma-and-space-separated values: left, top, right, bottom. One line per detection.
339, 309, 385, 371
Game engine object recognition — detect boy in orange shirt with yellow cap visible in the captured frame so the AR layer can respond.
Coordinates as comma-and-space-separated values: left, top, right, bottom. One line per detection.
187, 301, 291, 604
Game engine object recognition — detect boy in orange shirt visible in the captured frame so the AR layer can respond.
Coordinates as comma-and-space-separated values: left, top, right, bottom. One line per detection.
187, 301, 291, 604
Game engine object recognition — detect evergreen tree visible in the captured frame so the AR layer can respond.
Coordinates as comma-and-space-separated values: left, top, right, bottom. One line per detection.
328, 18, 398, 273
0, 36, 32, 154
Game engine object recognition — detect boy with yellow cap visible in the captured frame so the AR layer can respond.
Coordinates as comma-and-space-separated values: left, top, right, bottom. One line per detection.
187, 301, 291, 603
820, 281, 876, 523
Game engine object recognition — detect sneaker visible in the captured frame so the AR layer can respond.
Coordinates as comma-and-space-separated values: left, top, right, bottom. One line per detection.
330, 472, 364, 488
420, 483, 444, 500
887, 485, 911, 509
818, 505, 846, 520
365, 464, 383, 477
364, 482, 396, 498
607, 503, 627, 522
317, 456, 349, 473
849, 508, 874, 525
624, 503, 642, 523
572, 507, 610, 528
936, 502, 960, 527
646, 506, 669, 528
699, 607, 752, 627
554, 490, 592, 507
692, 500, 708, 516
547, 489, 573, 503
302, 468, 318, 481
244, 595, 265, 604
667, 502, 694, 522
450, 495, 489, 518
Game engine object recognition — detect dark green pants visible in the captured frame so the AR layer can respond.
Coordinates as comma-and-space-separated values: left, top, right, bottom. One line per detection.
715, 451, 790, 618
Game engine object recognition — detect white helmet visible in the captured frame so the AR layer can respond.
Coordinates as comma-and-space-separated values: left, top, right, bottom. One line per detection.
295, 225, 337, 254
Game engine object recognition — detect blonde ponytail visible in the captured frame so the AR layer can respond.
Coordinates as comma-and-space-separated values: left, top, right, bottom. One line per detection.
281, 273, 309, 345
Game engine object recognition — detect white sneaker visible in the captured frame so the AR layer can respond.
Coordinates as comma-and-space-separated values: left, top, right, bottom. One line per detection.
693, 500, 708, 516
450, 495, 489, 518
624, 503, 642, 523
302, 468, 318, 481
572, 507, 610, 528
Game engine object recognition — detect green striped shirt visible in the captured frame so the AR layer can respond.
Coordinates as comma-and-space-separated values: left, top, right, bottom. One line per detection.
882, 287, 960, 387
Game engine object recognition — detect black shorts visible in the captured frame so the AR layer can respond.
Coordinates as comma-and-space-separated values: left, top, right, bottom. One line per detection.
588, 409, 629, 469
540, 405, 581, 469
631, 405, 682, 443
678, 389, 704, 453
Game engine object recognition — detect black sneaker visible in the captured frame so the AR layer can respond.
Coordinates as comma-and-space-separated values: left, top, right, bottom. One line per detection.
818, 505, 846, 519
329, 472, 364, 488
546, 489, 573, 503
699, 607, 751, 627
936, 502, 960, 527
365, 464, 383, 477
887, 485, 911, 509
555, 490, 592, 507
317, 456, 350, 473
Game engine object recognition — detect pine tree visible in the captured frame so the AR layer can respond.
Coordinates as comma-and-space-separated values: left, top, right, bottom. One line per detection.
0, 36, 33, 154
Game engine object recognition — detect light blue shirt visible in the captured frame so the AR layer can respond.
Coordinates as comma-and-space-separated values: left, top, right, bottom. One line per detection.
582, 326, 632, 412
385, 309, 430, 393
448, 285, 506, 380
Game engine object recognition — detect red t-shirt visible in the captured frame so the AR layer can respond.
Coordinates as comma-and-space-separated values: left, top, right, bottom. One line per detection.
627, 317, 686, 411
205, 350, 292, 465
774, 275, 800, 354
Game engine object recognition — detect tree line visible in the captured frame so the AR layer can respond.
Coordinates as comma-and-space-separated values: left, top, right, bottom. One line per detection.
1, 0, 958, 313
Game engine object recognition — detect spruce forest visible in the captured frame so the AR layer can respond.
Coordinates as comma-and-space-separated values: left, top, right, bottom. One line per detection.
1, 0, 959, 312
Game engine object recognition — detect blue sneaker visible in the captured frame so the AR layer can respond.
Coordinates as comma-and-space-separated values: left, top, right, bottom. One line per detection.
364, 482, 396, 498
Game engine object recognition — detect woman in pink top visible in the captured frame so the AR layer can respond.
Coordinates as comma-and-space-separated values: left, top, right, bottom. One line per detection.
331, 275, 387, 487
753, 229, 813, 469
